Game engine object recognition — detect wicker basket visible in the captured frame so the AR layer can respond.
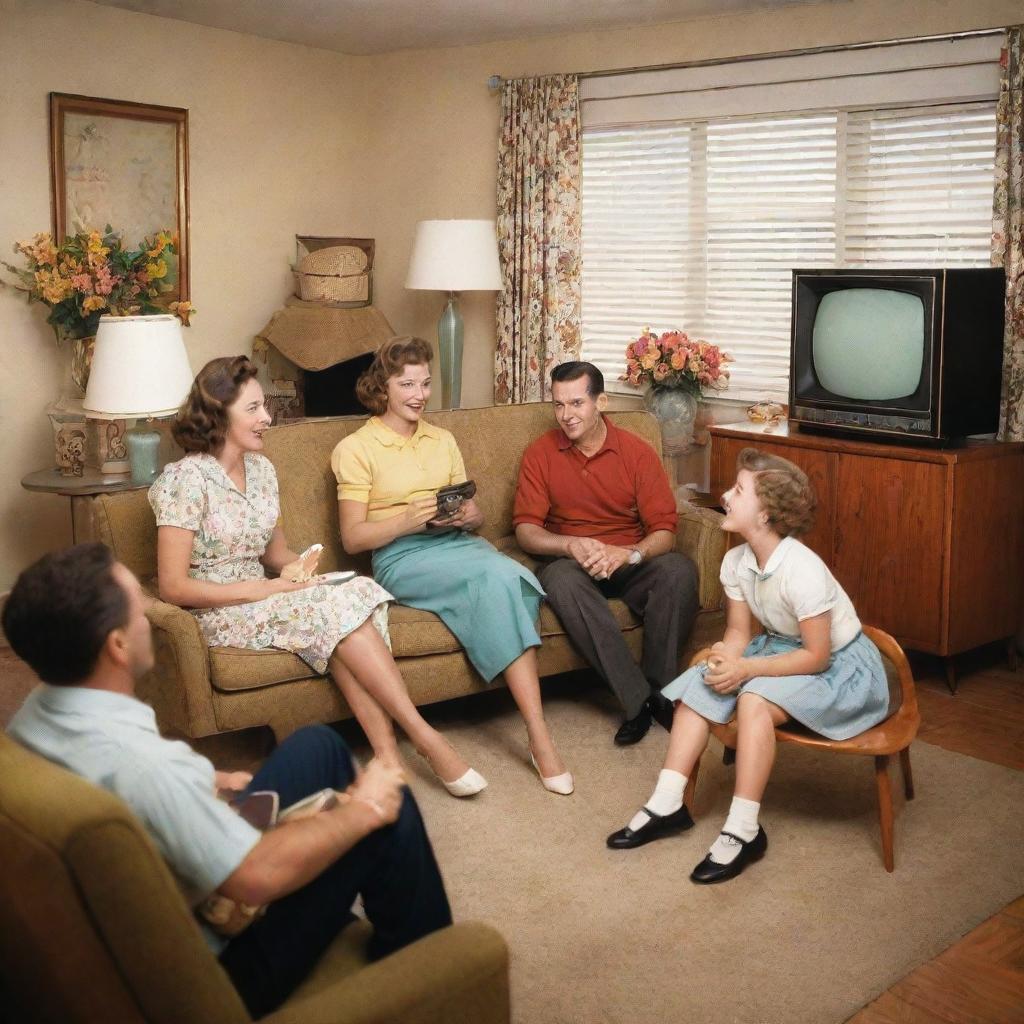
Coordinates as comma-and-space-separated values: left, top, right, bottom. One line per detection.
294, 246, 370, 304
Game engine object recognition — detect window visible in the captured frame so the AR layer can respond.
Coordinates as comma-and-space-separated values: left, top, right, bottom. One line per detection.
579, 36, 1001, 400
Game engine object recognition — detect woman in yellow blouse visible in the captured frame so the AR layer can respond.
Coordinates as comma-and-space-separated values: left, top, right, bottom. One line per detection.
333, 337, 572, 795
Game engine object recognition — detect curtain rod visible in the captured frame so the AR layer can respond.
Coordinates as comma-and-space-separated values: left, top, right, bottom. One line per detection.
583, 58, 997, 103
485, 27, 1004, 88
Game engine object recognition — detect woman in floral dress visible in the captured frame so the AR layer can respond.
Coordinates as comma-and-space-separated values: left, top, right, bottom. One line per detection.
150, 355, 484, 797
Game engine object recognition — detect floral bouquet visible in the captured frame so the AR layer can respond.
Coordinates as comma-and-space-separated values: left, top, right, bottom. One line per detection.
621, 327, 732, 395
2, 227, 194, 341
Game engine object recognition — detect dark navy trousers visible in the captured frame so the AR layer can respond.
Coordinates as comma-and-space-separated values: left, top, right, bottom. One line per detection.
219, 725, 452, 1018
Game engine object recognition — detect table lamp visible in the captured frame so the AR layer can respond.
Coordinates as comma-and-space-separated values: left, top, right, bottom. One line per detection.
83, 314, 194, 485
405, 220, 503, 409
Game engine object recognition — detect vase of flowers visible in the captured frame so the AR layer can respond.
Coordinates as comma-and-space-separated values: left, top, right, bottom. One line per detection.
621, 327, 732, 454
2, 228, 194, 393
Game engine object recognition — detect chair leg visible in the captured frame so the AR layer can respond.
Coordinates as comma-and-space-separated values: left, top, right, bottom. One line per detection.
898, 747, 915, 800
685, 756, 700, 813
875, 754, 895, 872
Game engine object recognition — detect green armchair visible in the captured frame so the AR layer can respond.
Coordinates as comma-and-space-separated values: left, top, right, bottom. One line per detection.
0, 735, 510, 1024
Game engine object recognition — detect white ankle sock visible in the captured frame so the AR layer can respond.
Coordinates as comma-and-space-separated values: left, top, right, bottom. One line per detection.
628, 769, 686, 831
708, 796, 760, 864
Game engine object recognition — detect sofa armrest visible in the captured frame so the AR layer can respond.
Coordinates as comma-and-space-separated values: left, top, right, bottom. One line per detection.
139, 599, 219, 738
676, 505, 726, 611
265, 922, 510, 1024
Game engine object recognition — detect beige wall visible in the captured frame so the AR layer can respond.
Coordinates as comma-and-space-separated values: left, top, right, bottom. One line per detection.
0, 0, 370, 589
1, 0, 1019, 589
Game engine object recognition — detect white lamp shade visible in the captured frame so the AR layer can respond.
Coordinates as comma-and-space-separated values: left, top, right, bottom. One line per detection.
405, 219, 503, 292
83, 315, 194, 419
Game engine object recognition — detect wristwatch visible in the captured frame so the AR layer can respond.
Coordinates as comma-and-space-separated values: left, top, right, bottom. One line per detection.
627, 546, 643, 566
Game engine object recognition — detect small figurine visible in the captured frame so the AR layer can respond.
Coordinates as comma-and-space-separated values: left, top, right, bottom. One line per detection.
745, 401, 785, 432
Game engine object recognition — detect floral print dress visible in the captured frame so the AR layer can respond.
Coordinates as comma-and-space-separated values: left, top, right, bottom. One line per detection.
149, 453, 391, 673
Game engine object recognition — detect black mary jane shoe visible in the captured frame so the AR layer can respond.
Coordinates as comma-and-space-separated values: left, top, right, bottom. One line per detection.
606, 804, 695, 849
689, 826, 768, 884
614, 705, 653, 746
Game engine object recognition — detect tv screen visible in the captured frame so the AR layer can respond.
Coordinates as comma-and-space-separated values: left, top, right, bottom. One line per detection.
812, 289, 925, 401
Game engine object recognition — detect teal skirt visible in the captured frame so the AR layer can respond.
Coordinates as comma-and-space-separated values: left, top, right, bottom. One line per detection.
372, 530, 544, 683
660, 631, 889, 741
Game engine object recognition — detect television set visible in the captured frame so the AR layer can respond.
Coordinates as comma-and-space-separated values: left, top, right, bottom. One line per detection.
789, 268, 1006, 443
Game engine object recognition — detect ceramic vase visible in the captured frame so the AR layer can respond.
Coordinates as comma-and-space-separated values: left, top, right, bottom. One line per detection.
46, 397, 88, 477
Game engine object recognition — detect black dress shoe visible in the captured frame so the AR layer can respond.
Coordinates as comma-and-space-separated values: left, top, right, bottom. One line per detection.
689, 826, 768, 884
646, 692, 675, 733
606, 804, 695, 849
614, 706, 652, 746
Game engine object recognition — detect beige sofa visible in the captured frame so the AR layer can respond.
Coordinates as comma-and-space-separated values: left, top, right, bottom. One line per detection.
95, 404, 726, 742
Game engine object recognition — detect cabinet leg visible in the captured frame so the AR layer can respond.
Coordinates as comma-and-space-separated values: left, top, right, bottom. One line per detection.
943, 657, 958, 695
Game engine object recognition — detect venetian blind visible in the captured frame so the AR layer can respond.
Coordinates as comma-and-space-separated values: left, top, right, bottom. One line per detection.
579, 36, 1001, 401
581, 102, 997, 400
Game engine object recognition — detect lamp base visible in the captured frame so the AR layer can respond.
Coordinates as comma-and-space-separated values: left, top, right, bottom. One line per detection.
126, 428, 163, 486
437, 294, 464, 410
86, 417, 130, 475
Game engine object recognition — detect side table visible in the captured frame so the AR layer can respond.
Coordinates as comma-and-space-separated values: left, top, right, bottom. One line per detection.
21, 468, 149, 544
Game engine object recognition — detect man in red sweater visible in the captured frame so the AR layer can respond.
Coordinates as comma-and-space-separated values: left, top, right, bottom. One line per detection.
514, 362, 699, 745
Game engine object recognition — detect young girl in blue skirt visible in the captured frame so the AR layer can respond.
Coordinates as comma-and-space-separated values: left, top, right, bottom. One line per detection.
607, 447, 889, 882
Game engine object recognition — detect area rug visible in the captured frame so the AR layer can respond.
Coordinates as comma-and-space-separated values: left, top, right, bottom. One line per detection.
398, 685, 1024, 1024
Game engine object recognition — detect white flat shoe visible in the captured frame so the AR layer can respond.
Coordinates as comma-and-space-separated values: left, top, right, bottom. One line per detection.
530, 753, 574, 796
442, 767, 488, 798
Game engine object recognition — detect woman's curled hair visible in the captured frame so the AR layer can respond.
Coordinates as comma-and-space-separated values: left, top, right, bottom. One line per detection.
356, 336, 434, 415
737, 447, 816, 537
173, 355, 259, 453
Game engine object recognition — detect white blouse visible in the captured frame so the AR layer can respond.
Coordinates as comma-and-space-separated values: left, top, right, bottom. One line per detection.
720, 536, 862, 652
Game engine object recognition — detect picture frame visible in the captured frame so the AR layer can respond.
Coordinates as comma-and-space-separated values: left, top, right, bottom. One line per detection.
49, 92, 190, 302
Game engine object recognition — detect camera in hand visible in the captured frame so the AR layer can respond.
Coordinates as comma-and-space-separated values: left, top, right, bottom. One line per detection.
431, 480, 477, 523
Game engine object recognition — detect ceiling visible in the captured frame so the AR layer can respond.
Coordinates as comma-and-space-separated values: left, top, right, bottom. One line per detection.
86, 0, 836, 56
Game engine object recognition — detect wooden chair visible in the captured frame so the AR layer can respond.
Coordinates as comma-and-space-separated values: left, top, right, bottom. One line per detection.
685, 625, 920, 872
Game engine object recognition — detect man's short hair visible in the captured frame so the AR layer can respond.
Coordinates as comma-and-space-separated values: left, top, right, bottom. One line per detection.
2, 543, 128, 685
550, 361, 605, 398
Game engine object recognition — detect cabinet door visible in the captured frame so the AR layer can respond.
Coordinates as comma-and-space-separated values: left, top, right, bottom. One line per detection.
948, 454, 1024, 652
833, 454, 945, 650
711, 436, 835, 563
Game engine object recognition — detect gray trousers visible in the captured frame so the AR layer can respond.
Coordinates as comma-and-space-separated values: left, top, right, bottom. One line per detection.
537, 552, 699, 719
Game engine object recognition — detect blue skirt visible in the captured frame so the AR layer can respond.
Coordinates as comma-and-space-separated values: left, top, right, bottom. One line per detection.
372, 530, 544, 684
660, 632, 889, 741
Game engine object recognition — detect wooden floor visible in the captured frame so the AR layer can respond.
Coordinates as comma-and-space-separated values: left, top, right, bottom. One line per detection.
847, 644, 1024, 1024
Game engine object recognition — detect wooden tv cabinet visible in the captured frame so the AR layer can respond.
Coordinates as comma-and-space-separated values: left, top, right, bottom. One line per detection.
709, 421, 1024, 690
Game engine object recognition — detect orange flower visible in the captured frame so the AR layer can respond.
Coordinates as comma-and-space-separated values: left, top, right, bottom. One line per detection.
169, 300, 194, 327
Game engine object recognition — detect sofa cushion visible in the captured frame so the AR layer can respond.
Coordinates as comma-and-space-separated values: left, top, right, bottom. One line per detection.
210, 647, 319, 692
210, 596, 641, 693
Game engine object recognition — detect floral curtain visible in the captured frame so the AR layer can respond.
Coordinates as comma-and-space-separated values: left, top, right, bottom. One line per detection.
494, 75, 582, 405
994, 27, 1024, 441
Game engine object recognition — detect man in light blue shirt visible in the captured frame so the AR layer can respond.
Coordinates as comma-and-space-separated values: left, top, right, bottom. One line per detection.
4, 543, 451, 1019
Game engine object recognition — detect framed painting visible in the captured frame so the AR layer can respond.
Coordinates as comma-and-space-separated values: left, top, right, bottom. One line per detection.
49, 93, 190, 302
